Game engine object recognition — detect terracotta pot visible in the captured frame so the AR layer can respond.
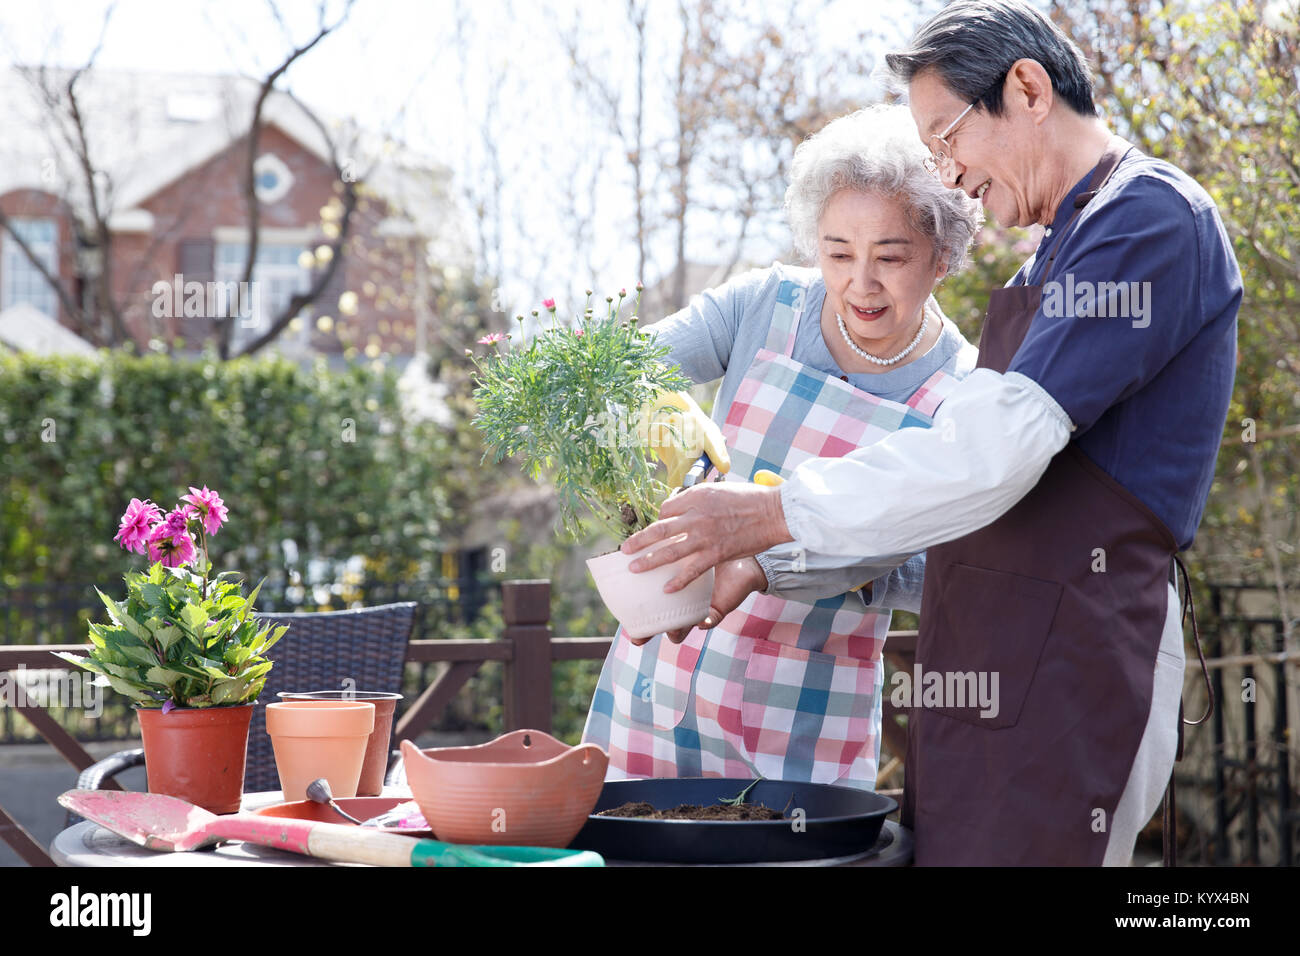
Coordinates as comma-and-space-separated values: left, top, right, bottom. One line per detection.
136, 703, 254, 815
265, 700, 375, 802
277, 691, 403, 796
400, 729, 608, 847
587, 546, 714, 639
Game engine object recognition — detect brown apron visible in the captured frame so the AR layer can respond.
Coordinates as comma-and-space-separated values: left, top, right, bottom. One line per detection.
902, 137, 1180, 865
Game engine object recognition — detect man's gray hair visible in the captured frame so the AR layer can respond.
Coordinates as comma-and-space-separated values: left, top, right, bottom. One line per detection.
885, 0, 1096, 117
784, 104, 982, 274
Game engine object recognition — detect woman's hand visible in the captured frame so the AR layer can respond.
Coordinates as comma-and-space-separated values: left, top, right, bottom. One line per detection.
627, 557, 769, 646
621, 481, 793, 592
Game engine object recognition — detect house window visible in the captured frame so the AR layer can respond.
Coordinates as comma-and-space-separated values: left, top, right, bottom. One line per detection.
1, 218, 59, 317
214, 241, 310, 350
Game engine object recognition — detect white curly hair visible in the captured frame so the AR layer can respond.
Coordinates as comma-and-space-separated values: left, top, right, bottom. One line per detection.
784, 104, 983, 274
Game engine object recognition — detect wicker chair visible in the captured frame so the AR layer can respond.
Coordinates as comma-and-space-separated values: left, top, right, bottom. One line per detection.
70, 602, 417, 818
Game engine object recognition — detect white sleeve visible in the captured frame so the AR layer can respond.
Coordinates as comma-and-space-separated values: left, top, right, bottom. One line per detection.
778, 369, 1074, 560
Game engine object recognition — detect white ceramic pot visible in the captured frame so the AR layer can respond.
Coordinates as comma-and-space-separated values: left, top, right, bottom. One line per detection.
586, 547, 715, 640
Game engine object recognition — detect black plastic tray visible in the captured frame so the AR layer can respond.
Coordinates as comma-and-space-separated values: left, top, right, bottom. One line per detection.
569, 778, 896, 864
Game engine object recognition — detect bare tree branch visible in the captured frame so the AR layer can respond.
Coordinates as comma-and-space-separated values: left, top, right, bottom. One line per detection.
0, 4, 121, 345
0, 206, 88, 339
219, 0, 356, 358
233, 87, 360, 357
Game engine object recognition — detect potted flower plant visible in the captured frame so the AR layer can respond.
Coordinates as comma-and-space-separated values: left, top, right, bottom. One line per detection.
57, 487, 285, 813
470, 289, 729, 638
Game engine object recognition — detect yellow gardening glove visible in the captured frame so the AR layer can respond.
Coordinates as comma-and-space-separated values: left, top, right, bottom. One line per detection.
637, 389, 732, 487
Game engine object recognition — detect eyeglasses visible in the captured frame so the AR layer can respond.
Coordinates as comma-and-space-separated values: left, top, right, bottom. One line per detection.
923, 77, 1003, 185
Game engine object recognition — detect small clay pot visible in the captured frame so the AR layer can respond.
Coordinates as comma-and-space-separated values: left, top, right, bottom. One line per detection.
136, 703, 254, 815
400, 729, 608, 847
587, 546, 714, 639
277, 691, 403, 796
265, 700, 375, 802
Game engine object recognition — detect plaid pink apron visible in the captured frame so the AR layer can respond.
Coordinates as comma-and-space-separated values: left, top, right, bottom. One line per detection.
584, 277, 967, 788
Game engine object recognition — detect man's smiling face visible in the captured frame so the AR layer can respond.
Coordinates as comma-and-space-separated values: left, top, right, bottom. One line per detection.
908, 67, 1047, 228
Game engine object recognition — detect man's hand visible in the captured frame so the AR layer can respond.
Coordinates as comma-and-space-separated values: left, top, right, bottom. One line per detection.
621, 481, 793, 592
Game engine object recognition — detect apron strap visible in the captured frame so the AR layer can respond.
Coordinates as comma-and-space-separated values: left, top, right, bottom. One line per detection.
1162, 555, 1216, 867
765, 278, 812, 357
1174, 554, 1215, 728
1034, 135, 1135, 281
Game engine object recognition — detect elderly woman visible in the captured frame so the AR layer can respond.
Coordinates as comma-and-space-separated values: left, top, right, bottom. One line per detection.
580, 104, 982, 790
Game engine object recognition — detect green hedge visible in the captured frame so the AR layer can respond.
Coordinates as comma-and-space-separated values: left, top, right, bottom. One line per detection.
0, 350, 456, 590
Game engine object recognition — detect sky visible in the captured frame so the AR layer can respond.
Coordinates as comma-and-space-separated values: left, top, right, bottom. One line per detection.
0, 0, 949, 317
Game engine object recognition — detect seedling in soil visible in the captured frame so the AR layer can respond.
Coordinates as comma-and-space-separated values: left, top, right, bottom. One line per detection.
718, 777, 763, 807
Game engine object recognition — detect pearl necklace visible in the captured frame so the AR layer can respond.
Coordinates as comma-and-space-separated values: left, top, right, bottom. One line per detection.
836, 310, 928, 366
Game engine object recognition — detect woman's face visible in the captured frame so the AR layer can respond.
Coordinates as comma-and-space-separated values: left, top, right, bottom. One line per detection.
816, 188, 947, 351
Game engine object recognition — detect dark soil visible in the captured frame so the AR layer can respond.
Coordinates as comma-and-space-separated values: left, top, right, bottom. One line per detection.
596, 800, 785, 821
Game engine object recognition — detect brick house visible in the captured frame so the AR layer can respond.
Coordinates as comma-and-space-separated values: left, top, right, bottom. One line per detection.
0, 68, 470, 359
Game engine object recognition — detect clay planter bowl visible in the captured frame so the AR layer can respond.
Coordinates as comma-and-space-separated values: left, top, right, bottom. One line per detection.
400, 730, 608, 847
587, 546, 714, 640
277, 691, 404, 797
265, 700, 375, 802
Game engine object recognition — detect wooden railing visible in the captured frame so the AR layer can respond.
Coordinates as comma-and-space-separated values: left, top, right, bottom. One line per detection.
0, 578, 917, 867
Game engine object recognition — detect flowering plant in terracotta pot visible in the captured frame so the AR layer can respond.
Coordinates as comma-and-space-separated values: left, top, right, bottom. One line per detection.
57, 487, 284, 709
56, 487, 285, 812
469, 290, 730, 638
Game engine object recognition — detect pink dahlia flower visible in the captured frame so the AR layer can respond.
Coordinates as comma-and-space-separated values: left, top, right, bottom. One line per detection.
180, 486, 228, 535
146, 520, 197, 568
114, 499, 163, 554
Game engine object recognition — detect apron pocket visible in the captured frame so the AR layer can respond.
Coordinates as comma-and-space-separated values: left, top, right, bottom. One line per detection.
607, 626, 660, 729
739, 640, 879, 785
650, 627, 707, 731
924, 562, 1063, 730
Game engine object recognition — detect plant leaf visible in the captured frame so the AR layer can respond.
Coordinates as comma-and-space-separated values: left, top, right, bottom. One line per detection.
103, 674, 158, 702
211, 677, 250, 705
180, 602, 208, 634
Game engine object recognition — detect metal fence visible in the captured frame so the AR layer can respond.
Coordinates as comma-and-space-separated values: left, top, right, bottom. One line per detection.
1189, 583, 1298, 865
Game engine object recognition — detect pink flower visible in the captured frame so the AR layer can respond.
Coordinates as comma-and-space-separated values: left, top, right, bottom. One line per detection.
477, 332, 508, 345
161, 508, 190, 536
542, 298, 556, 310
574, 329, 585, 338
146, 520, 196, 568
180, 486, 228, 536
114, 498, 162, 554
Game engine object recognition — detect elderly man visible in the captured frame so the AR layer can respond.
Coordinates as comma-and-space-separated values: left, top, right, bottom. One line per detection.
622, 0, 1240, 865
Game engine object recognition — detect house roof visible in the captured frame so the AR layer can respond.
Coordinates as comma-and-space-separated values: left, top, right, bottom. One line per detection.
0, 303, 97, 355
0, 67, 472, 264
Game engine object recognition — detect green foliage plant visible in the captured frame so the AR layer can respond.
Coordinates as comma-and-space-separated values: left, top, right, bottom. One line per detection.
469, 287, 691, 541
